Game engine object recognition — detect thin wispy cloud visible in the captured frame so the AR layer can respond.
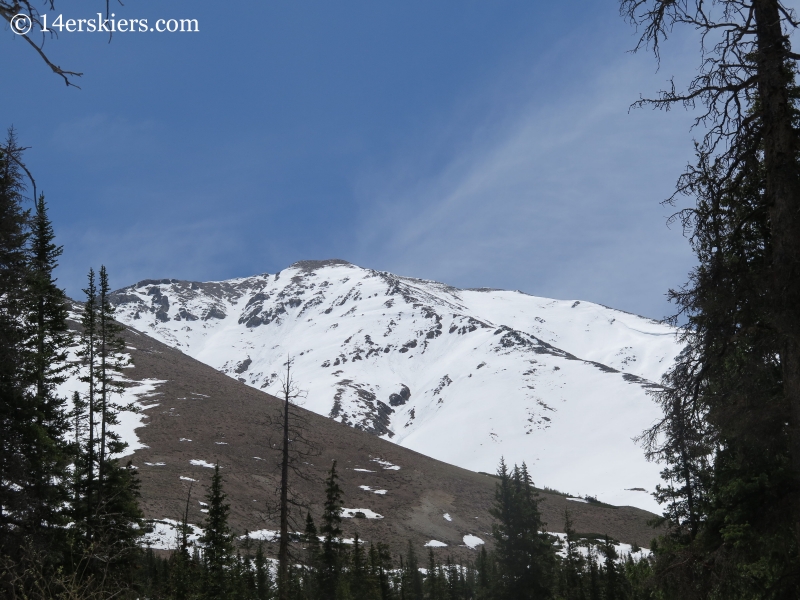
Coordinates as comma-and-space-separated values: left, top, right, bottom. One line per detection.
354, 52, 699, 320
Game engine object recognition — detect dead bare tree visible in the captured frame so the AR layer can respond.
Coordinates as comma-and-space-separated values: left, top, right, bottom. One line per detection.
260, 357, 320, 600
1, 1, 120, 87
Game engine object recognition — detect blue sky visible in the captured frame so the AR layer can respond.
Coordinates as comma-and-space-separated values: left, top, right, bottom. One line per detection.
2, 0, 702, 319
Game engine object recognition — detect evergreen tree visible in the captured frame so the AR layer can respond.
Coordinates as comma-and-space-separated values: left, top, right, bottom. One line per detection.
200, 463, 235, 599
560, 511, 584, 600
319, 460, 345, 599
600, 536, 619, 600
70, 390, 87, 516
96, 265, 129, 490
350, 533, 375, 600
255, 542, 274, 600
169, 486, 198, 600
301, 511, 321, 600
78, 267, 98, 527
402, 540, 424, 600
424, 548, 445, 600
490, 460, 555, 599
474, 545, 494, 600
20, 193, 71, 546
620, 2, 800, 596
271, 359, 319, 600
586, 546, 600, 600
0, 128, 33, 550
635, 117, 799, 598
369, 542, 392, 600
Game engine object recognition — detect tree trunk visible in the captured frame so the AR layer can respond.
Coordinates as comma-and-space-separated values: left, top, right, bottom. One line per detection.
98, 296, 107, 492
753, 0, 800, 549
86, 314, 95, 527
278, 379, 291, 600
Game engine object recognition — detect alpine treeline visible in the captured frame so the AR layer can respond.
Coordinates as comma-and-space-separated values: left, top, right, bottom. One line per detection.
0, 128, 142, 597
137, 460, 656, 600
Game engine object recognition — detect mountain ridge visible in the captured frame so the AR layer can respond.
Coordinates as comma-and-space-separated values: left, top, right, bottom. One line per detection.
108, 260, 682, 512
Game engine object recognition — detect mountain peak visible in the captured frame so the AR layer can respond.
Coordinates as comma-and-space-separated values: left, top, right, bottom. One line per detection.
109, 260, 682, 511
289, 258, 353, 272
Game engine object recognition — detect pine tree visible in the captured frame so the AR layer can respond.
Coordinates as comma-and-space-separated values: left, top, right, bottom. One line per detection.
586, 546, 600, 600
170, 485, 197, 600
96, 265, 129, 490
560, 511, 583, 600
78, 267, 98, 527
0, 128, 33, 550
200, 463, 235, 599
490, 460, 555, 599
424, 548, 446, 600
20, 193, 71, 545
255, 542, 274, 600
402, 540, 424, 600
270, 359, 319, 600
302, 512, 321, 600
620, 2, 800, 595
600, 536, 619, 600
350, 533, 373, 600
71, 390, 88, 516
372, 543, 393, 600
474, 545, 493, 600
319, 460, 345, 599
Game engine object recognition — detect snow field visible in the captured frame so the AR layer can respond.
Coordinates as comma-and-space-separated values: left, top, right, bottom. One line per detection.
109, 262, 683, 513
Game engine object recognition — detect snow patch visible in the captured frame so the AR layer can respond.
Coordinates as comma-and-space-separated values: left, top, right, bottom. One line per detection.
242, 529, 279, 542
371, 458, 400, 471
142, 519, 203, 550
463, 535, 484, 549
341, 508, 384, 519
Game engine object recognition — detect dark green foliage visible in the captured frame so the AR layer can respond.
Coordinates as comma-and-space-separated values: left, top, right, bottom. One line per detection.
559, 511, 585, 600
97, 265, 129, 483
318, 460, 345, 599
78, 267, 99, 525
19, 194, 71, 546
620, 2, 800, 598
636, 116, 800, 600
0, 128, 34, 547
0, 130, 75, 576
200, 463, 235, 599
255, 543, 274, 600
490, 459, 555, 599
401, 540, 424, 600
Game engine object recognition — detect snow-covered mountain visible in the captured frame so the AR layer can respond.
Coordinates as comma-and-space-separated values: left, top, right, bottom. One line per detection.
109, 259, 681, 512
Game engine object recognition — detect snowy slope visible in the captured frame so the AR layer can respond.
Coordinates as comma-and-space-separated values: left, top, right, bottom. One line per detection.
57, 305, 168, 459
108, 259, 681, 512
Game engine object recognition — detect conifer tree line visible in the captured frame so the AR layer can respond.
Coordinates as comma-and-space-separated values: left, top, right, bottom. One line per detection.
0, 128, 143, 597
137, 460, 656, 600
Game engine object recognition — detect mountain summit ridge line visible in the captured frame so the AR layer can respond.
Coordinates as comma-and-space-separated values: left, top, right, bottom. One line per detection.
108, 259, 683, 512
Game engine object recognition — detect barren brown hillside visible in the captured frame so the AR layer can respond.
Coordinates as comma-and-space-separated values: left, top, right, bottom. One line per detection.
107, 322, 661, 563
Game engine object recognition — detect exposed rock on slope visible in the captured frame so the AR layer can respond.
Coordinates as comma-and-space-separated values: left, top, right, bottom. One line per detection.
109, 260, 682, 511
81, 320, 662, 560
